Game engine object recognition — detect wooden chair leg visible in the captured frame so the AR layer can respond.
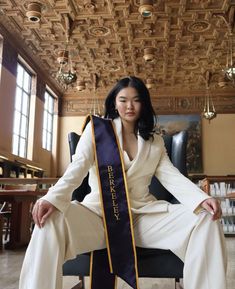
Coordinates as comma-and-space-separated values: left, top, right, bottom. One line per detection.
0, 216, 3, 249
4, 217, 10, 241
175, 278, 183, 289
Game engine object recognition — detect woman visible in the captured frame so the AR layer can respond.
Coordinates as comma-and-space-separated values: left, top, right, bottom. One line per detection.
19, 76, 227, 289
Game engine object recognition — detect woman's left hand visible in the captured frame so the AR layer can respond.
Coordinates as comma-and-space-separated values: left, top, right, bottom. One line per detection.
201, 198, 222, 221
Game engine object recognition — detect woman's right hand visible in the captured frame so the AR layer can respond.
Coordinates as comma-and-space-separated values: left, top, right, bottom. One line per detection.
32, 199, 57, 228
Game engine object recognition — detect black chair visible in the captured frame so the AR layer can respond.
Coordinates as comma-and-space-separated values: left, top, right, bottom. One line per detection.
68, 133, 90, 202
63, 131, 188, 289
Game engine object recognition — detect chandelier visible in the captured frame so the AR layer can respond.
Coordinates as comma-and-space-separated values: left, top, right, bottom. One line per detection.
202, 71, 216, 122
56, 43, 77, 86
90, 74, 102, 116
56, 14, 77, 86
203, 88, 216, 122
223, 32, 235, 84
213, 6, 235, 87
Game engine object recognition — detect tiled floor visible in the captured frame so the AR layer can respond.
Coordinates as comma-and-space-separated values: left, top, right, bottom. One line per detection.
0, 238, 234, 289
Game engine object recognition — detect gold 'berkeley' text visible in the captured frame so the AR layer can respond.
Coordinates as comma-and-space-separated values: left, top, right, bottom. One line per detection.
107, 165, 120, 221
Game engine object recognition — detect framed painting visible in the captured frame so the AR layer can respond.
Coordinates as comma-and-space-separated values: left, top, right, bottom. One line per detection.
156, 114, 203, 174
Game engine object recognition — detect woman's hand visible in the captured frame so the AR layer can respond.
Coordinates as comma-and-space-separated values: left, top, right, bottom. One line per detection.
201, 198, 222, 221
32, 199, 57, 228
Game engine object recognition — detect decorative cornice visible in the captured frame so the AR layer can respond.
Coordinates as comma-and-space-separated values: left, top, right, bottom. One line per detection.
2, 39, 17, 76
59, 92, 235, 116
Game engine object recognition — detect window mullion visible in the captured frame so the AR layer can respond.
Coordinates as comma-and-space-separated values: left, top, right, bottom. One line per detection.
12, 62, 32, 158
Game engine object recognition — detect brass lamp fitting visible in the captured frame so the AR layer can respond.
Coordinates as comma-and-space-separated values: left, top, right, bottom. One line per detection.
139, 0, 154, 17
143, 47, 155, 62
26, 2, 42, 23
76, 81, 86, 91
57, 50, 69, 65
218, 75, 229, 88
146, 78, 155, 89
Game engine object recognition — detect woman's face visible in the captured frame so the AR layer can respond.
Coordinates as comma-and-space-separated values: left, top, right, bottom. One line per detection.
115, 87, 142, 124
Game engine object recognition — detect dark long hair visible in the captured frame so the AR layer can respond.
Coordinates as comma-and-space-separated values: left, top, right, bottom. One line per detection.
104, 76, 155, 140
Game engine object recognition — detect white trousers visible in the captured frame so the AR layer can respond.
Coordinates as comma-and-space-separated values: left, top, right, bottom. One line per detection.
19, 201, 227, 289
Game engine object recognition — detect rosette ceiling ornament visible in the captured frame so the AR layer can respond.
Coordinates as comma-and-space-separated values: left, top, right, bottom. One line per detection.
56, 15, 77, 87
201, 71, 216, 122
213, 6, 235, 87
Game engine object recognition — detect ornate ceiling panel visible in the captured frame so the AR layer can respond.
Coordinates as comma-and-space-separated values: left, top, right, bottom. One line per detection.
0, 0, 235, 115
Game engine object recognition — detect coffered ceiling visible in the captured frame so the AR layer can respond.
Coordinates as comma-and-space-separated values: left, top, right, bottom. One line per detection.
0, 0, 235, 115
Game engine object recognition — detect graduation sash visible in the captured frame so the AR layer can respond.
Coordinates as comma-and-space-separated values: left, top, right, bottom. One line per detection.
83, 115, 139, 289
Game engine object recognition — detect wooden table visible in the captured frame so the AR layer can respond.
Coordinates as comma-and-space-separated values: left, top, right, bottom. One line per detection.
0, 178, 58, 249
0, 189, 47, 249
0, 177, 58, 186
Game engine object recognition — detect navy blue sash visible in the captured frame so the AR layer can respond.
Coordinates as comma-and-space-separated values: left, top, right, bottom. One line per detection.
84, 115, 139, 289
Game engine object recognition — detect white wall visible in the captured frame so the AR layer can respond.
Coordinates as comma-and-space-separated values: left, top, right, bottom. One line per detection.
57, 114, 235, 177
202, 114, 235, 175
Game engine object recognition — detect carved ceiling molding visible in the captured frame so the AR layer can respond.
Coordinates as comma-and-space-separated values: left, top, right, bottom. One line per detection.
60, 92, 235, 116
1, 0, 235, 114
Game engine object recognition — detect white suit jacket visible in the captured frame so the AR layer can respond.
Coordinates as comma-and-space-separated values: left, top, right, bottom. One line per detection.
42, 117, 210, 216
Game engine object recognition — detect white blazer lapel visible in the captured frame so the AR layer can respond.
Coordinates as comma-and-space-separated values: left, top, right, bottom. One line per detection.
113, 117, 151, 176
113, 117, 123, 149
126, 134, 149, 176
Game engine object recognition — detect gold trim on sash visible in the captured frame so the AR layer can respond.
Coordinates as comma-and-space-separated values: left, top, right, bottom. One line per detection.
89, 252, 94, 289
89, 115, 113, 273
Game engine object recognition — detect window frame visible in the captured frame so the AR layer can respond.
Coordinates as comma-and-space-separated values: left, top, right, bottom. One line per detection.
42, 89, 55, 151
12, 62, 33, 158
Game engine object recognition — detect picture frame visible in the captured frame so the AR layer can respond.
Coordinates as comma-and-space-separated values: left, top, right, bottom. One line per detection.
157, 114, 203, 174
